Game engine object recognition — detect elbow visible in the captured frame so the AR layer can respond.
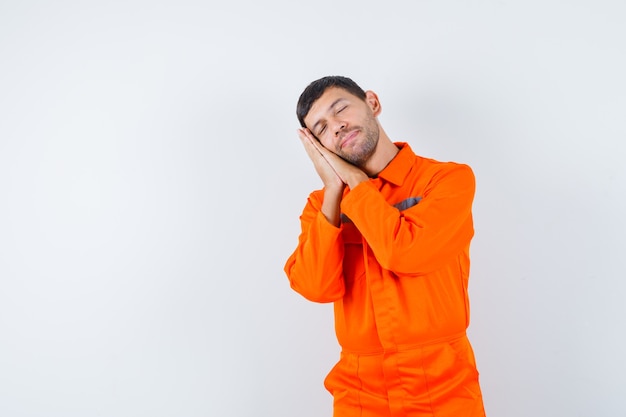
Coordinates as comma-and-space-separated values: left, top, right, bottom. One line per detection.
289, 279, 344, 303
378, 243, 468, 277
376, 245, 432, 276
285, 256, 345, 303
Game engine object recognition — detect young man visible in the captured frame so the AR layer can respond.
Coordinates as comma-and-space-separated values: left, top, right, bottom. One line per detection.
284, 76, 486, 417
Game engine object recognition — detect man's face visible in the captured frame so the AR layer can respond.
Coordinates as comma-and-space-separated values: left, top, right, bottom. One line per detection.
303, 87, 380, 167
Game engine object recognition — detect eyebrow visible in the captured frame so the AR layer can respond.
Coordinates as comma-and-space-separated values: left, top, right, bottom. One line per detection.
311, 98, 346, 134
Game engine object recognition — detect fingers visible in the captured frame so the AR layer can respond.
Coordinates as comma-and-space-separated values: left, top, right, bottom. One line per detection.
297, 128, 326, 164
298, 129, 322, 161
297, 128, 345, 188
298, 128, 339, 164
298, 128, 321, 152
297, 128, 313, 143
297, 128, 328, 163
296, 128, 367, 189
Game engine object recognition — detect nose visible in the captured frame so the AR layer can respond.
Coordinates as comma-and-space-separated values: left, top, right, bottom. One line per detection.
332, 118, 346, 137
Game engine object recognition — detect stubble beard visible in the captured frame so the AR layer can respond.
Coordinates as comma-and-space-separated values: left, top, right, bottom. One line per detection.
337, 120, 380, 168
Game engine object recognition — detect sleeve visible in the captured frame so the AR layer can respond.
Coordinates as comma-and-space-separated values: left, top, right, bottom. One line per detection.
284, 192, 346, 303
340, 163, 475, 276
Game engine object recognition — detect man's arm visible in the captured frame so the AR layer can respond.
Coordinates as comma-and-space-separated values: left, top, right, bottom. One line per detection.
284, 193, 346, 303
296, 128, 351, 226
283, 129, 349, 303
342, 163, 476, 275
297, 130, 474, 275
298, 128, 369, 192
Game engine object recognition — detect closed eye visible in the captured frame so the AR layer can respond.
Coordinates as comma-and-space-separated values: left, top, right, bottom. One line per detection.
336, 105, 347, 114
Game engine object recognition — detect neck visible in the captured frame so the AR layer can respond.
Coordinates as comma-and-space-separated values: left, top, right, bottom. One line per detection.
361, 130, 399, 177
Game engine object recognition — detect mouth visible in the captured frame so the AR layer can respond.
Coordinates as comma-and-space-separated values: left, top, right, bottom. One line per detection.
340, 129, 359, 149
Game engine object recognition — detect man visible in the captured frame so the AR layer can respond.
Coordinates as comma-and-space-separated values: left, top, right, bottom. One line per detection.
284, 76, 486, 417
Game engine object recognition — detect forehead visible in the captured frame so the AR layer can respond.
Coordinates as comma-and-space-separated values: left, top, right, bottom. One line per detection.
304, 87, 359, 127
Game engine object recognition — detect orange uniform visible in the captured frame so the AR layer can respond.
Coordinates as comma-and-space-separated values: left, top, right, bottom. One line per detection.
285, 143, 485, 416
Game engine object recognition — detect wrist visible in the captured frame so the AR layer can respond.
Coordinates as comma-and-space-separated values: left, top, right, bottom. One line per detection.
347, 172, 368, 189
325, 181, 345, 192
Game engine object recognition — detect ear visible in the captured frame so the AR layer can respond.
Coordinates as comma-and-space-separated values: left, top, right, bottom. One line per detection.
364, 90, 382, 116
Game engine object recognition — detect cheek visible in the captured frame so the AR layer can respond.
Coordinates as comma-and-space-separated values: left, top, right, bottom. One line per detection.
319, 136, 335, 150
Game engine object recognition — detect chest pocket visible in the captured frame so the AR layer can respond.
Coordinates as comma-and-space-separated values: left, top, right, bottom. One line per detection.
394, 196, 422, 211
340, 196, 422, 225
340, 196, 423, 284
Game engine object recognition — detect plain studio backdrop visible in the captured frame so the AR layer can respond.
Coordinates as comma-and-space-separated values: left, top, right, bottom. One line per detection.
1, 1, 625, 416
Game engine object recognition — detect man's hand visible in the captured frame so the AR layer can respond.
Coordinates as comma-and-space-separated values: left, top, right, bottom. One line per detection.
298, 128, 345, 226
298, 128, 368, 190
298, 128, 344, 192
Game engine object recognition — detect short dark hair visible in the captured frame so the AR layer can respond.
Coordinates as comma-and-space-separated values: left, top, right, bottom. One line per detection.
296, 76, 366, 128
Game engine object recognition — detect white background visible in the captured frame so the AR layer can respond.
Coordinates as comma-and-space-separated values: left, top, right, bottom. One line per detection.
1, 1, 625, 416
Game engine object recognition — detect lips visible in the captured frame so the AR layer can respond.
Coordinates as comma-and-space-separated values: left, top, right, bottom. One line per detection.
340, 129, 359, 149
